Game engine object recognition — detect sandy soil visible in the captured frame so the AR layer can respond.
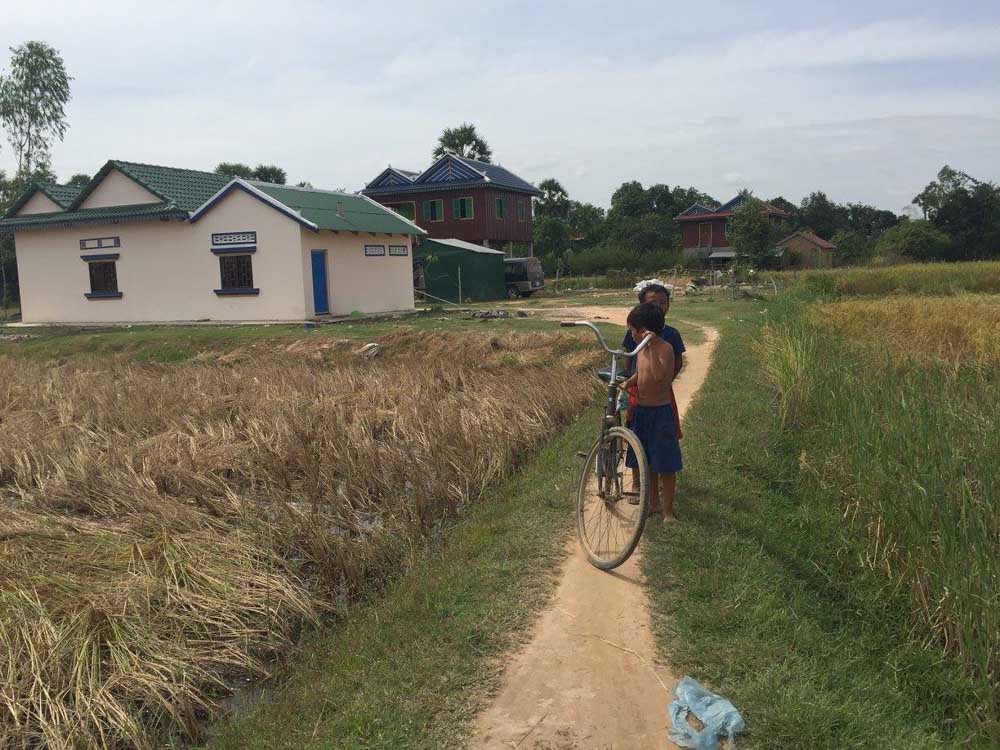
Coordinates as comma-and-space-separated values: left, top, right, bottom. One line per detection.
470, 307, 720, 750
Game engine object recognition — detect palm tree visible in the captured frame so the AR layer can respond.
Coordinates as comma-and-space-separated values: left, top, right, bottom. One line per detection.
433, 123, 493, 163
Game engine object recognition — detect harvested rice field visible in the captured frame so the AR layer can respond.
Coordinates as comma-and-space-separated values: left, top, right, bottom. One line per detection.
0, 326, 602, 748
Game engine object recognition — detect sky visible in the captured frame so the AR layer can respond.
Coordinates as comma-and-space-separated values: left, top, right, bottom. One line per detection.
2, 0, 999, 212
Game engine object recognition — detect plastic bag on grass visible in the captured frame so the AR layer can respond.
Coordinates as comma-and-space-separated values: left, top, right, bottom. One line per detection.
668, 676, 746, 750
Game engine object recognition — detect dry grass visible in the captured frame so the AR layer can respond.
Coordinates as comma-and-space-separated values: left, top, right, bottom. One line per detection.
0, 330, 600, 749
813, 294, 1000, 370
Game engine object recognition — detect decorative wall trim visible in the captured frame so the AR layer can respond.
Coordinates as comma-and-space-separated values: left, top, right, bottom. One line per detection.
364, 244, 386, 256
81, 253, 120, 261
211, 246, 257, 255
389, 245, 408, 256
80, 236, 120, 250
212, 231, 257, 246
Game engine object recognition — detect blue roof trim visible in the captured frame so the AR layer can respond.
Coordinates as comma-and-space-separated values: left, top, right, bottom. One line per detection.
363, 154, 541, 197
366, 167, 418, 189
190, 180, 318, 230
417, 156, 484, 185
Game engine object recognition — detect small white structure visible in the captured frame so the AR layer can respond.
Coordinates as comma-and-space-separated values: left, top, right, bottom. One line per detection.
0, 160, 426, 323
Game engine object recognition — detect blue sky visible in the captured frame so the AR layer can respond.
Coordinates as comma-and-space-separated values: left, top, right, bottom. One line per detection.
2, 0, 999, 212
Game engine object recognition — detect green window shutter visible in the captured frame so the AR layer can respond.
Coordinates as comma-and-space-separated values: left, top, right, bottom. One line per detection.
452, 198, 461, 218
423, 201, 431, 221
466, 198, 473, 219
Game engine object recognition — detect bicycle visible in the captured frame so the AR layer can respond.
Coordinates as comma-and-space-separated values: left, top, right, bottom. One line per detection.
560, 320, 654, 570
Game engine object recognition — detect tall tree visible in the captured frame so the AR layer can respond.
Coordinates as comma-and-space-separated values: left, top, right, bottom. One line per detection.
0, 42, 72, 176
799, 191, 848, 240
66, 173, 90, 187
730, 197, 772, 265
215, 162, 255, 179
535, 178, 570, 220
913, 165, 977, 220
433, 123, 492, 163
252, 164, 286, 184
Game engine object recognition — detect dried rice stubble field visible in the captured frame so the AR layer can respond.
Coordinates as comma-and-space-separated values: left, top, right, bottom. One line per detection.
0, 328, 601, 749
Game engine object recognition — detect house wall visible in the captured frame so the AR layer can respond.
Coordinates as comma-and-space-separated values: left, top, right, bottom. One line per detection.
679, 218, 729, 248
79, 169, 161, 209
15, 189, 308, 323
302, 231, 414, 316
780, 235, 834, 268
370, 187, 533, 246
18, 192, 62, 215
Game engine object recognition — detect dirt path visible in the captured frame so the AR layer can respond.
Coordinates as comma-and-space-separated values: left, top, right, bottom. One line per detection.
471, 308, 719, 750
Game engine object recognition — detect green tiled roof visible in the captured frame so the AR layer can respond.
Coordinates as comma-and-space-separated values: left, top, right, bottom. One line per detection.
70, 160, 230, 212
0, 202, 187, 231
252, 183, 425, 235
0, 159, 424, 236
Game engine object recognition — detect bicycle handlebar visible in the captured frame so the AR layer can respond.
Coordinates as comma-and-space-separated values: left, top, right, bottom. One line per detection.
559, 320, 655, 358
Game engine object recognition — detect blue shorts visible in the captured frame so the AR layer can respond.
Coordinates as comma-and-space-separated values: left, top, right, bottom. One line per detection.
625, 403, 683, 474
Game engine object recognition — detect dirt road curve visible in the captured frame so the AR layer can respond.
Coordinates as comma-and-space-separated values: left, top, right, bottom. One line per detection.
471, 307, 719, 750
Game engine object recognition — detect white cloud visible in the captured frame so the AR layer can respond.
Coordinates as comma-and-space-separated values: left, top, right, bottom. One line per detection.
1, 1, 998, 212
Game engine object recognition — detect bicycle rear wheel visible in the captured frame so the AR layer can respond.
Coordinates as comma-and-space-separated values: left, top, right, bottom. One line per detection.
576, 426, 649, 570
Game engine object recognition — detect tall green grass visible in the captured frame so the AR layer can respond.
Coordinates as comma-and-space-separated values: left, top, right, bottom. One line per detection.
767, 260, 1000, 298
756, 294, 999, 735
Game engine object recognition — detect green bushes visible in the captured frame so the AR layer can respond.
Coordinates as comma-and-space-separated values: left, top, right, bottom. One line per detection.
564, 245, 682, 276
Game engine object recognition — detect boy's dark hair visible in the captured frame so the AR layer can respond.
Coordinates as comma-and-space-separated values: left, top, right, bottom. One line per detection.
637, 283, 671, 303
627, 302, 665, 335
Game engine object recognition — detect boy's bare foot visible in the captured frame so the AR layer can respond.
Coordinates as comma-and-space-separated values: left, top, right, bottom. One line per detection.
662, 512, 678, 523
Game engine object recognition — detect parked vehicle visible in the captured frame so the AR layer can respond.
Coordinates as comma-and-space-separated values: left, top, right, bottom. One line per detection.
504, 257, 545, 298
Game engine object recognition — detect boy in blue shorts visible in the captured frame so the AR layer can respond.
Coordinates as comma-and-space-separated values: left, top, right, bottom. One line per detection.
620, 302, 682, 521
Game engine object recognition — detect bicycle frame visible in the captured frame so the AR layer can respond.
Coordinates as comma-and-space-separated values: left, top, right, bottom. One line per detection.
560, 320, 655, 439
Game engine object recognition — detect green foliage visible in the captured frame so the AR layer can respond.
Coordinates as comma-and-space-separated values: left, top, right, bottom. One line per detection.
535, 178, 569, 220
215, 162, 255, 179
66, 173, 90, 187
831, 228, 874, 265
214, 163, 287, 184
533, 215, 571, 257
729, 197, 771, 264
798, 190, 848, 239
433, 122, 492, 163
565, 244, 680, 275
0, 41, 72, 176
875, 220, 951, 262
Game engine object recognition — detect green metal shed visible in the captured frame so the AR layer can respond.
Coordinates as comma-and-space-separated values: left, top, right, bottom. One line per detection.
414, 238, 506, 303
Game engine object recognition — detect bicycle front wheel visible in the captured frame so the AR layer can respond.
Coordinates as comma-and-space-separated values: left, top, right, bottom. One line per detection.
576, 426, 649, 570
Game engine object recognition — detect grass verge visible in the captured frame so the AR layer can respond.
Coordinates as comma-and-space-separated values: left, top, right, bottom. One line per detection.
643, 298, 996, 748
205, 404, 599, 749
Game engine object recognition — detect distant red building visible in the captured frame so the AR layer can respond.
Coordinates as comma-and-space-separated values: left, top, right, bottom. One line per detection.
363, 154, 541, 256
675, 194, 789, 263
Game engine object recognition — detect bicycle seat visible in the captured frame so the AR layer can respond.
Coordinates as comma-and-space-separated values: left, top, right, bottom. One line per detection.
597, 368, 627, 385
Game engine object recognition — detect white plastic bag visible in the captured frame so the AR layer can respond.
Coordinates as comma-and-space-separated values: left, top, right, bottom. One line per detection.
668, 676, 746, 750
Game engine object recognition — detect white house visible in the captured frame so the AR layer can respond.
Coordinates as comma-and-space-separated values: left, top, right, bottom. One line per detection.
0, 160, 427, 323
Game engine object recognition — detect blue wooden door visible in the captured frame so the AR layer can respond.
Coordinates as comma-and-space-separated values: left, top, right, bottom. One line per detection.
311, 250, 329, 314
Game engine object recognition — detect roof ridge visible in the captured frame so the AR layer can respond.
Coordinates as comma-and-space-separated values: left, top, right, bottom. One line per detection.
248, 180, 360, 199
111, 159, 222, 178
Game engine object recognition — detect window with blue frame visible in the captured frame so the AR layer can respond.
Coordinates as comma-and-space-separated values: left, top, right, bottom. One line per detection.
423, 199, 443, 222
81, 252, 122, 299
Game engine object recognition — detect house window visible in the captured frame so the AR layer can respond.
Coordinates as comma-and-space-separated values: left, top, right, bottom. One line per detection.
83, 255, 122, 299
453, 196, 474, 220
215, 254, 258, 295
212, 231, 257, 247
496, 197, 506, 219
517, 201, 527, 221
387, 202, 416, 221
389, 245, 408, 256
365, 245, 387, 256
423, 199, 443, 222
